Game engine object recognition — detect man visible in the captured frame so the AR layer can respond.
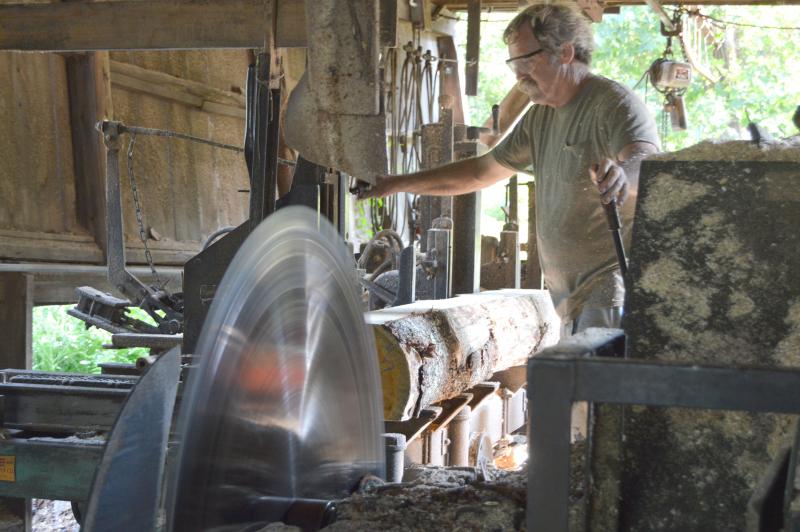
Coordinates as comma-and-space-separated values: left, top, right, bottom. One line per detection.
359, 2, 659, 337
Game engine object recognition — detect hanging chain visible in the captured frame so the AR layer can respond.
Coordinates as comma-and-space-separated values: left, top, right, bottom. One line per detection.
126, 133, 163, 289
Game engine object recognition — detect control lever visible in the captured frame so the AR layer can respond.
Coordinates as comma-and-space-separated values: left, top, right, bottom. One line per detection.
602, 199, 628, 275
491, 103, 500, 135
350, 179, 372, 197
591, 163, 628, 276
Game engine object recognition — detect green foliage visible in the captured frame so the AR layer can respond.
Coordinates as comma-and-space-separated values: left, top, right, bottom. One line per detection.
457, 14, 519, 127
460, 6, 800, 150
33, 305, 151, 374
485, 203, 508, 223
592, 6, 800, 150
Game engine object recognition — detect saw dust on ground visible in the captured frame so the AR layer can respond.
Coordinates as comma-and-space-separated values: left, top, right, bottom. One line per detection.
32, 499, 78, 532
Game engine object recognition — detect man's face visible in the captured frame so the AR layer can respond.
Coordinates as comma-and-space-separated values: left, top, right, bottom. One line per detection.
506, 24, 561, 105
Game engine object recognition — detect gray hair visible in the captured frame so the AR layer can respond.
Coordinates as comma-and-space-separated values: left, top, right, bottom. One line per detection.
503, 2, 595, 66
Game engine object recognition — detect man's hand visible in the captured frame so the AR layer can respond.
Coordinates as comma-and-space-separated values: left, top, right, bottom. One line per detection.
589, 158, 629, 206
353, 176, 395, 200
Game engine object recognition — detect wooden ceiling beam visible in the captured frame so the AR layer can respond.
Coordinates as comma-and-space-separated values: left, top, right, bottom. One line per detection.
0, 0, 269, 52
434, 0, 800, 9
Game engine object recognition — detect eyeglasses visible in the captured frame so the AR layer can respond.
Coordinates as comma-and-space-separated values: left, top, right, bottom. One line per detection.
505, 48, 545, 74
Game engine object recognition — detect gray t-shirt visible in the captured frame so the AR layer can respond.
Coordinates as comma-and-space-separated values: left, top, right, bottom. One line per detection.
492, 75, 659, 320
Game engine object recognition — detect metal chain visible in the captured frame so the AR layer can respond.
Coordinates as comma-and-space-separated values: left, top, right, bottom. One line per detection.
126, 133, 163, 288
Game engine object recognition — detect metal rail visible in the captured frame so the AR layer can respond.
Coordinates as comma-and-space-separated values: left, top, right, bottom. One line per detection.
527, 330, 800, 531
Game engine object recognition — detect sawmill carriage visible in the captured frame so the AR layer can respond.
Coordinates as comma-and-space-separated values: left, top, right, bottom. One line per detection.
0, 0, 799, 530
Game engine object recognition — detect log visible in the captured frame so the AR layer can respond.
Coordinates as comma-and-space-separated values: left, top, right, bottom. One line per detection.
367, 289, 560, 421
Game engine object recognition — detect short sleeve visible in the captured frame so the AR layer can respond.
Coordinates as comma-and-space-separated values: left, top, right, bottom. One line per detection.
491, 107, 535, 173
603, 87, 661, 157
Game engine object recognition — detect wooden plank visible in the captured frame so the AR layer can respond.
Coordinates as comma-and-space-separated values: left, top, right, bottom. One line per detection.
110, 61, 245, 108
66, 52, 113, 260
112, 72, 204, 107
0, 231, 104, 263
436, 36, 465, 124
465, 0, 481, 96
0, 0, 268, 52
524, 181, 542, 288
0, 273, 33, 372
110, 60, 246, 116
433, 0, 800, 8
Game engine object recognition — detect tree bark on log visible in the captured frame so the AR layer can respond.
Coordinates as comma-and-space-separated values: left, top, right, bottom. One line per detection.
367, 289, 560, 421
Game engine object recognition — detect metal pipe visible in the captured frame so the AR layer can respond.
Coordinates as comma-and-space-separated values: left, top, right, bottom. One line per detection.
452, 192, 481, 295
448, 405, 471, 466
383, 433, 406, 483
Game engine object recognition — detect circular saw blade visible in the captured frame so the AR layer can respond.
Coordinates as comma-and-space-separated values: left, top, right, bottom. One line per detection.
168, 207, 385, 531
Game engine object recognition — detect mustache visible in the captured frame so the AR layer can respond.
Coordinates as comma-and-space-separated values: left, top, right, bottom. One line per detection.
516, 79, 539, 96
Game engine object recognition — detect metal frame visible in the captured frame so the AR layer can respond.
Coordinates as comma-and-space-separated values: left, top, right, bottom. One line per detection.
527, 330, 800, 532
0, 374, 132, 432
246, 53, 281, 230
96, 121, 184, 333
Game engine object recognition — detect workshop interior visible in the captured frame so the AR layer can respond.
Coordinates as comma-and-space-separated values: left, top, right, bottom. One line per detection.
0, 0, 799, 530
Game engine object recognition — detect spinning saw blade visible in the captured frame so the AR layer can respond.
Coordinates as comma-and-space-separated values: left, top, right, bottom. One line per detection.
168, 206, 385, 531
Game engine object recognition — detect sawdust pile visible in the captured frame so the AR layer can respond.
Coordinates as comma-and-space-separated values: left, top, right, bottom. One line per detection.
324, 466, 527, 531
322, 440, 587, 531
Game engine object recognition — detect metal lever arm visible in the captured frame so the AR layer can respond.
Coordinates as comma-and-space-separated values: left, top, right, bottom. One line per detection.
603, 200, 628, 275
99, 120, 184, 333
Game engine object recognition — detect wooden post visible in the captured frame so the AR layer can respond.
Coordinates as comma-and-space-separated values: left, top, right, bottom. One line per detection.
465, 0, 481, 96
452, 192, 481, 295
436, 36, 465, 125
0, 272, 33, 532
66, 51, 113, 260
0, 273, 33, 370
524, 181, 542, 289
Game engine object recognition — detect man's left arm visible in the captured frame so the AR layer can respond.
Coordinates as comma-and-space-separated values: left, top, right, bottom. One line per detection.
590, 141, 659, 206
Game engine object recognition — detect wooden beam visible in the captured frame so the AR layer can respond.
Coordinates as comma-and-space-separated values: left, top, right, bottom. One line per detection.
435, 0, 800, 9
436, 36, 466, 124
275, 0, 306, 48
66, 52, 113, 259
465, 0, 481, 96
0, 0, 268, 51
0, 230, 104, 264
0, 273, 33, 371
109, 60, 246, 118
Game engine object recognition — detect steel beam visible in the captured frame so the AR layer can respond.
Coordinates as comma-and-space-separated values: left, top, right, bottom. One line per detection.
527, 331, 800, 532
0, 438, 105, 502
0, 381, 130, 433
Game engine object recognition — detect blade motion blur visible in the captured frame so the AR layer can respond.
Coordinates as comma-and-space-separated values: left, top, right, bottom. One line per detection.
168, 206, 385, 531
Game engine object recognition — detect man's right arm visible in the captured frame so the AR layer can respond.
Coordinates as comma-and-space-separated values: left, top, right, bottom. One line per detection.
358, 152, 516, 199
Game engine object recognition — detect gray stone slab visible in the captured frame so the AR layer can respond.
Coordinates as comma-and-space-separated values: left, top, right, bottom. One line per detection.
596, 155, 800, 531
